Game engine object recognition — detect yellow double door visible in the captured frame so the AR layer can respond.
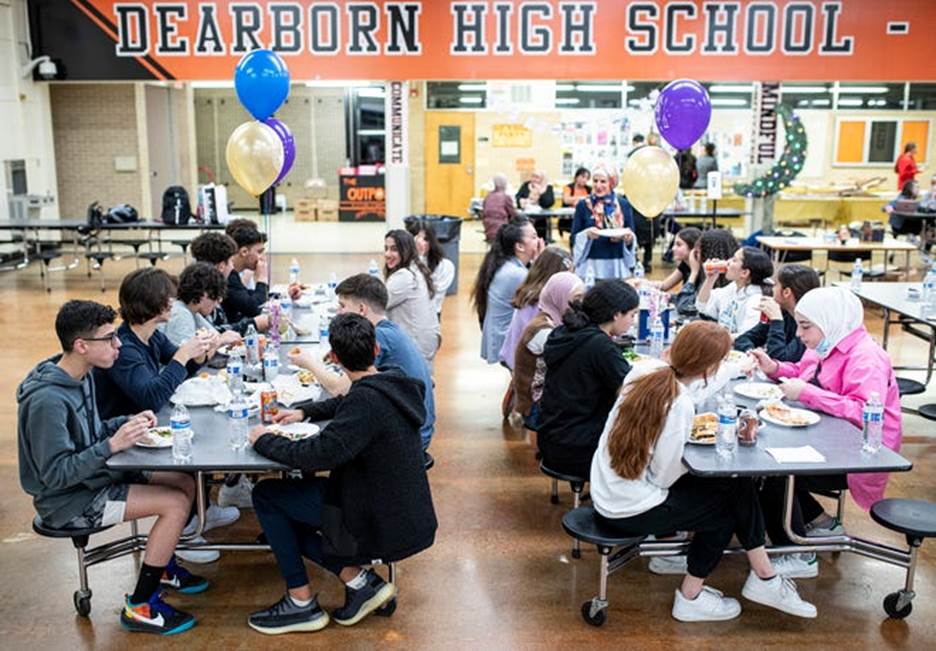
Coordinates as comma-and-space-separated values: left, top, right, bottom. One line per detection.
424, 112, 475, 217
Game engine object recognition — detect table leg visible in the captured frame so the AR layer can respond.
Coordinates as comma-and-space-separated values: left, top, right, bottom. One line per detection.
781, 475, 848, 547
927, 325, 935, 385
882, 307, 891, 350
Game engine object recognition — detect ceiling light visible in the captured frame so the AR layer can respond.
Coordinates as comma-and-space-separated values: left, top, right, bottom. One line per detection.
711, 98, 748, 106
556, 98, 581, 105
574, 84, 623, 92
458, 96, 484, 104
781, 86, 830, 94
837, 98, 864, 107
457, 83, 486, 91
709, 84, 754, 93
838, 86, 889, 94
191, 81, 234, 88
556, 83, 575, 92
356, 87, 385, 98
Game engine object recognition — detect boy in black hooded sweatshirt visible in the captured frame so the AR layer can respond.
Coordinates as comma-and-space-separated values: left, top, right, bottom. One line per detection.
247, 313, 437, 635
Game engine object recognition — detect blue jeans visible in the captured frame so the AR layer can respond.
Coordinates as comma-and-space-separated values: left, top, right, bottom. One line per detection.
252, 477, 346, 589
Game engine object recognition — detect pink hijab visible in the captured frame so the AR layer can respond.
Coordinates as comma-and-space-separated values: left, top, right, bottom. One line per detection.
538, 272, 583, 324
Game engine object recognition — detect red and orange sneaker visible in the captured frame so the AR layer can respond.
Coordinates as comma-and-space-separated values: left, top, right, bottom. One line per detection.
120, 592, 196, 635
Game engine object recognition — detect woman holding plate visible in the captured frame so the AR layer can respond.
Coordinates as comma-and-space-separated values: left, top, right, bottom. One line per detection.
569, 164, 638, 281
750, 287, 902, 579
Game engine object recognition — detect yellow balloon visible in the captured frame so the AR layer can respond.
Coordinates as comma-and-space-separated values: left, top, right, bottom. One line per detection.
225, 121, 285, 196
620, 146, 679, 217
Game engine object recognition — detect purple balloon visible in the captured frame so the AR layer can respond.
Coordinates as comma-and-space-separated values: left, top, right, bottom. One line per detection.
654, 79, 711, 150
264, 118, 295, 186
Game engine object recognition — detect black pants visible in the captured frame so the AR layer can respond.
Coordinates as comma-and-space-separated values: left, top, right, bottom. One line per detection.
758, 474, 848, 546
597, 475, 766, 579
539, 447, 593, 480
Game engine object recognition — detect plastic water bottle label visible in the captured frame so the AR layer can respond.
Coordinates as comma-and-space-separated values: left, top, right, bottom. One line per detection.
863, 410, 882, 424
228, 406, 249, 419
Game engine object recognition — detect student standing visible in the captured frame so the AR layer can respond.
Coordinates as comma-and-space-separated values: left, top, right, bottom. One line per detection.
384, 229, 441, 368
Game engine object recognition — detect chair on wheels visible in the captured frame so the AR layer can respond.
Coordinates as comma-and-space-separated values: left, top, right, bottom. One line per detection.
561, 506, 645, 626
540, 462, 588, 558
869, 498, 936, 619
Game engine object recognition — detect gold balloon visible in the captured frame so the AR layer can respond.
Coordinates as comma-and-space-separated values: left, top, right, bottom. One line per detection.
620, 146, 680, 217
225, 121, 284, 196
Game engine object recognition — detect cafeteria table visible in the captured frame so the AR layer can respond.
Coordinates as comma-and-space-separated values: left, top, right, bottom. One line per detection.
756, 235, 918, 276
832, 281, 936, 384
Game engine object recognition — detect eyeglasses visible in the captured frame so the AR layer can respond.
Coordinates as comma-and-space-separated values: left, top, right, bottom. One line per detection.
81, 332, 119, 345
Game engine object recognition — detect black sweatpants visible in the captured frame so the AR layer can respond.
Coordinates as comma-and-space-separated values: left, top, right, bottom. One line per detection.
597, 474, 766, 579
758, 474, 848, 546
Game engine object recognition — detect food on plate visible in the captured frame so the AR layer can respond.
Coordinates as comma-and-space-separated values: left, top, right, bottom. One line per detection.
763, 403, 814, 426
726, 350, 747, 364
265, 426, 308, 441
196, 327, 211, 337
622, 349, 650, 363
149, 426, 172, 439
290, 346, 302, 356
734, 382, 784, 401
690, 412, 718, 443
198, 371, 211, 380
296, 369, 316, 385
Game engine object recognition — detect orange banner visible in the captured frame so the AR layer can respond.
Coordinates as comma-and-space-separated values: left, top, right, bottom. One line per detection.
52, 1, 936, 81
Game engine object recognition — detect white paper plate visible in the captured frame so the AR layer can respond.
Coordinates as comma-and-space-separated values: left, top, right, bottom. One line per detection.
597, 228, 631, 239
687, 437, 715, 446
760, 406, 821, 428
734, 382, 784, 401
136, 427, 173, 448
264, 422, 321, 440
217, 344, 246, 357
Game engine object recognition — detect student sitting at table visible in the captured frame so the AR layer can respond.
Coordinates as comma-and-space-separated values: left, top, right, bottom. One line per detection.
562, 167, 592, 207
734, 264, 820, 362
510, 271, 584, 433
18, 300, 210, 635
190, 232, 272, 335
696, 245, 774, 336
247, 314, 437, 635
289, 273, 436, 451
590, 321, 816, 622
161, 262, 241, 350
570, 164, 638, 281
473, 219, 542, 364
536, 279, 638, 478
406, 219, 456, 320
95, 268, 210, 419
384, 229, 441, 368
751, 287, 903, 579
223, 221, 270, 324
498, 246, 572, 370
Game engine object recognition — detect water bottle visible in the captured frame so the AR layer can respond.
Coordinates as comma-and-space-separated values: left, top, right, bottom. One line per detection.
319, 312, 330, 343
226, 349, 244, 396
368, 259, 380, 277
634, 260, 645, 281
262, 345, 280, 382
584, 265, 596, 290
861, 391, 884, 454
716, 392, 738, 459
850, 259, 863, 292
227, 394, 250, 452
280, 295, 293, 323
649, 315, 665, 358
245, 324, 259, 365
327, 271, 338, 297
923, 264, 936, 312
170, 404, 193, 463
289, 257, 301, 285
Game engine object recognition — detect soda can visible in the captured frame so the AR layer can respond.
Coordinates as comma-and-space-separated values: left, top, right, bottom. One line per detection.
260, 390, 279, 424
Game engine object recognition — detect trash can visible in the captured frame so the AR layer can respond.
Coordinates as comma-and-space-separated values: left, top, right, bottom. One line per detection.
405, 215, 462, 296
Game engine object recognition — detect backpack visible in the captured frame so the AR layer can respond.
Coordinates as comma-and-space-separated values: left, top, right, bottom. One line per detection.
161, 186, 192, 225
105, 204, 139, 224
86, 201, 104, 228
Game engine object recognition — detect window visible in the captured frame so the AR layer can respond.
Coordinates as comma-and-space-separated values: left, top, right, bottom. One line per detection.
626, 81, 666, 108
908, 84, 936, 110
780, 83, 833, 109
704, 83, 753, 109
426, 82, 486, 109
836, 83, 905, 110
346, 85, 385, 165
834, 117, 930, 166
555, 81, 623, 109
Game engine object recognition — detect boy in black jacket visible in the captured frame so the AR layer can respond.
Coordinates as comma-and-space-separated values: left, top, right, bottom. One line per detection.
247, 313, 437, 635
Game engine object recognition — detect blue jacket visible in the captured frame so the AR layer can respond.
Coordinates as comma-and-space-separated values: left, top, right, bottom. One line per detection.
570, 194, 636, 260
94, 322, 199, 418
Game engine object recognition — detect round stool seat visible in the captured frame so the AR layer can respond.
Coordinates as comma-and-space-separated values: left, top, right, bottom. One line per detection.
138, 252, 168, 265
561, 507, 645, 548
85, 251, 114, 262
870, 499, 936, 539
539, 462, 587, 487
897, 378, 926, 397
32, 514, 112, 540
37, 250, 62, 262
918, 403, 936, 421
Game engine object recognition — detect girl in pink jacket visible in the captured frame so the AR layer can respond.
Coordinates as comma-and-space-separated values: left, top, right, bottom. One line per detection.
751, 287, 902, 579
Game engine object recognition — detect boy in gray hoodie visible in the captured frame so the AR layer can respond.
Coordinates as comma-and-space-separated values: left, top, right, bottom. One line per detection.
17, 300, 208, 636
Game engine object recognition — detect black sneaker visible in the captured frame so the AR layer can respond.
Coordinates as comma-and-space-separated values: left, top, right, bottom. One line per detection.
332, 570, 397, 627
248, 594, 330, 635
161, 556, 210, 594
121, 592, 196, 636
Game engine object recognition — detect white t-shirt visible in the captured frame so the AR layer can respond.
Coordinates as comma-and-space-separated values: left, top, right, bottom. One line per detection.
429, 257, 455, 315
590, 361, 694, 520
696, 282, 763, 335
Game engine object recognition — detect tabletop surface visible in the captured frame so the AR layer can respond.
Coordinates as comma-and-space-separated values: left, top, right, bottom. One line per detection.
682, 380, 912, 477
756, 236, 917, 252
833, 281, 934, 322
663, 209, 747, 217
0, 219, 224, 231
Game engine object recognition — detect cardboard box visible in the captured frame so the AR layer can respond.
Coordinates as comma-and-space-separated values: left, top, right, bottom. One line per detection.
294, 199, 316, 222
316, 198, 339, 222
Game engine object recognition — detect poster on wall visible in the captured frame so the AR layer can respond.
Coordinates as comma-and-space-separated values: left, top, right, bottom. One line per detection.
339, 175, 385, 222
751, 82, 781, 165
492, 124, 532, 148
25, 1, 936, 82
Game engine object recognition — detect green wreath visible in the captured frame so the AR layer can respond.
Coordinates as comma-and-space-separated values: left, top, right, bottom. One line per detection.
734, 105, 807, 198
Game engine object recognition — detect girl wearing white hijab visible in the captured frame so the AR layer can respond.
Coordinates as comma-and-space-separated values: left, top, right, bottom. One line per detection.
751, 287, 902, 579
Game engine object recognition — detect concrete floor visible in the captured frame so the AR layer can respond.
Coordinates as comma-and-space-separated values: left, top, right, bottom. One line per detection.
0, 248, 934, 649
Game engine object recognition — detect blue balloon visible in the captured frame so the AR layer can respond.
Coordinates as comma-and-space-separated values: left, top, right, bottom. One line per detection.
234, 49, 290, 121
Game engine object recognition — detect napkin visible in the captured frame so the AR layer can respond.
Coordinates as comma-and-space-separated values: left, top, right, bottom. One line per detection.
765, 446, 826, 464
171, 375, 232, 407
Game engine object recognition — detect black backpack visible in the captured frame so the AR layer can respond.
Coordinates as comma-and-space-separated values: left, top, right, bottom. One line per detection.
106, 204, 139, 224
161, 186, 192, 225
86, 201, 104, 228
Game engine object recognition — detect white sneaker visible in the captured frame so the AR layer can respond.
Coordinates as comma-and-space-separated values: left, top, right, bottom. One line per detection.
806, 517, 845, 537
649, 556, 689, 575
672, 586, 742, 622
742, 571, 817, 618
772, 553, 818, 579
218, 476, 255, 509
183, 503, 240, 536
175, 535, 220, 564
